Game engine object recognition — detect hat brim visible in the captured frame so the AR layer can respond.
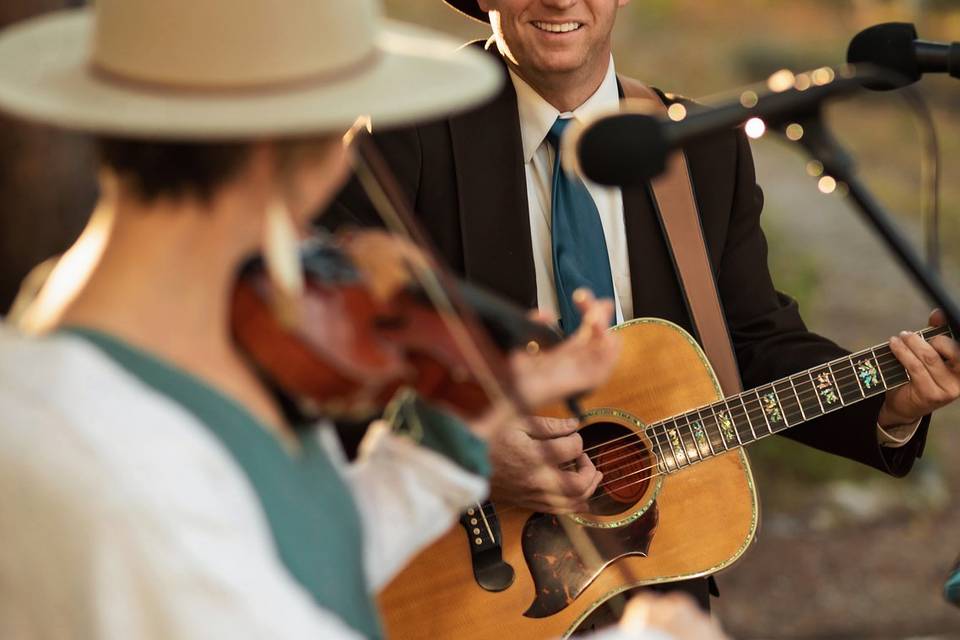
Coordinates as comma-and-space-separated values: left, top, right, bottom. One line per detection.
0, 10, 502, 139
443, 1, 488, 23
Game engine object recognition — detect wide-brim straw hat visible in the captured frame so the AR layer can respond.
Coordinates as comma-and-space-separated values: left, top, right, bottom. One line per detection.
0, 0, 502, 139
444, 1, 488, 23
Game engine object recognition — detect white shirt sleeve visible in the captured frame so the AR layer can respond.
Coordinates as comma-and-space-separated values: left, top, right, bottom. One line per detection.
0, 391, 365, 640
876, 418, 923, 448
323, 421, 488, 592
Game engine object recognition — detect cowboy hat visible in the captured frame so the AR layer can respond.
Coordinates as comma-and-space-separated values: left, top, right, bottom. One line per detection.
0, 0, 501, 139
444, 0, 488, 23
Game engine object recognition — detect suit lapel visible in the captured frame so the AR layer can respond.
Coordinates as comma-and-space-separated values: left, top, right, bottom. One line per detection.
448, 49, 537, 308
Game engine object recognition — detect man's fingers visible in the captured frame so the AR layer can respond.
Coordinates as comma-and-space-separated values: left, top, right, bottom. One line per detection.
554, 454, 602, 499
526, 308, 557, 327
534, 432, 584, 465
510, 330, 619, 408
931, 335, 960, 375
891, 335, 948, 407
900, 331, 956, 398
526, 416, 580, 439
930, 308, 948, 328
572, 289, 615, 337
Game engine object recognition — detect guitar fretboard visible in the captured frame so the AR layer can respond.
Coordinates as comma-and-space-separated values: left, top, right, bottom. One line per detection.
647, 325, 953, 472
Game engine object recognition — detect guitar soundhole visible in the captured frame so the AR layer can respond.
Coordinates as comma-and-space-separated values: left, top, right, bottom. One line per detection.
580, 421, 651, 517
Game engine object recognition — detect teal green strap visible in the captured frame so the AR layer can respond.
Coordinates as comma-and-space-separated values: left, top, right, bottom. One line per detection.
386, 392, 490, 478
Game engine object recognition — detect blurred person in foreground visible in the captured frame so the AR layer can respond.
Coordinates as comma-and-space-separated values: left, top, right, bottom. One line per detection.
0, 1, 728, 639
326, 0, 960, 612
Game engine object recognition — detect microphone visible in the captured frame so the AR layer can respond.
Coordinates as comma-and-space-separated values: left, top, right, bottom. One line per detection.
847, 22, 960, 90
569, 66, 879, 187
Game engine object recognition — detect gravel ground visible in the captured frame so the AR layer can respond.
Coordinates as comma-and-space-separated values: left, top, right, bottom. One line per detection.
713, 140, 960, 638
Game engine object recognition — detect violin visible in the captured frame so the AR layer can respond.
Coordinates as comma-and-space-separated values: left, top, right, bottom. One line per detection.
230, 231, 565, 422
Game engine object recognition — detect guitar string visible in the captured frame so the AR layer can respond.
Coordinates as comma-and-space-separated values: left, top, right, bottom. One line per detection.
562, 346, 907, 470
576, 367, 908, 504
563, 329, 943, 464
473, 368, 912, 521
574, 328, 939, 459
475, 376, 912, 523
583, 366, 908, 488
473, 327, 946, 520
569, 357, 897, 474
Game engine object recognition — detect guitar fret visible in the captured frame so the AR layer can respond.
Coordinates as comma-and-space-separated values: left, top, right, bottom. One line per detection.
680, 414, 704, 462
726, 397, 748, 446
693, 408, 717, 457
826, 362, 849, 406
650, 428, 674, 473
794, 373, 824, 419
754, 389, 775, 434
853, 352, 884, 396
811, 365, 842, 410
869, 346, 889, 389
772, 380, 800, 427
760, 385, 787, 431
849, 355, 868, 397
881, 351, 909, 385
836, 358, 867, 403
787, 376, 808, 421
715, 399, 743, 451
735, 394, 757, 442
807, 370, 827, 413
666, 419, 689, 467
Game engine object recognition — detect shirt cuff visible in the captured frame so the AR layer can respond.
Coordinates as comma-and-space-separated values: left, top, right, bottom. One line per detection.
385, 393, 491, 478
877, 419, 922, 448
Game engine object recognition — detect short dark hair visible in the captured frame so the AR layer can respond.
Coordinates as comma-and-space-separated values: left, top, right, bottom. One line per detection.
96, 138, 252, 203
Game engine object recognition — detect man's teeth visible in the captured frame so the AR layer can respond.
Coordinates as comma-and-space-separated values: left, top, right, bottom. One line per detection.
533, 21, 582, 33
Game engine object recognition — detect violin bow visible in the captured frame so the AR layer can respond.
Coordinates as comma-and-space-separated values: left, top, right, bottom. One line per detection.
349, 127, 640, 618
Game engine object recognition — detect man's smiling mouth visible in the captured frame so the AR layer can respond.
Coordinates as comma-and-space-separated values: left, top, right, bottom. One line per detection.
532, 21, 583, 33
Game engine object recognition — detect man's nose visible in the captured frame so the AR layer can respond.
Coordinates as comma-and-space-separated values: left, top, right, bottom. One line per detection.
539, 0, 578, 13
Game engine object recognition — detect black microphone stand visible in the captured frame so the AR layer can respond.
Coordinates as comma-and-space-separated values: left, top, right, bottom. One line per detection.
783, 111, 960, 335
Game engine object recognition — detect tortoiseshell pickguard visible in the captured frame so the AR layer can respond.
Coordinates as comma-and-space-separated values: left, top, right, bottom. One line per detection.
521, 503, 659, 618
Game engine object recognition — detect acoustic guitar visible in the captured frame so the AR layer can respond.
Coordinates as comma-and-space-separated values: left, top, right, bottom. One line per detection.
379, 317, 949, 639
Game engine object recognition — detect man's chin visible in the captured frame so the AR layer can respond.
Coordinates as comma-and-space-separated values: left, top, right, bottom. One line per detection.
529, 52, 588, 76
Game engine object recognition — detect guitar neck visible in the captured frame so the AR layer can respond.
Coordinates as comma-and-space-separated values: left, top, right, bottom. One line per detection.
648, 325, 953, 472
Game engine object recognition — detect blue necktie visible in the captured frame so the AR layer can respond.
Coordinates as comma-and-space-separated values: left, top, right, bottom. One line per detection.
546, 117, 616, 334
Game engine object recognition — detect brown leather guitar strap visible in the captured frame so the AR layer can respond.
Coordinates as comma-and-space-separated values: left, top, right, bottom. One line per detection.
618, 76, 743, 396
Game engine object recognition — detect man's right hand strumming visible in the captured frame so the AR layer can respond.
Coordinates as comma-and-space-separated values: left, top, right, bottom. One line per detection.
489, 414, 602, 513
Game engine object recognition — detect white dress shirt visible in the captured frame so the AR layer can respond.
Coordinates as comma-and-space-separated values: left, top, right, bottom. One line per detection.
510, 56, 633, 325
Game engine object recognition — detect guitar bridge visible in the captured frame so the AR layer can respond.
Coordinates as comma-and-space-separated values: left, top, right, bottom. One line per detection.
460, 502, 515, 592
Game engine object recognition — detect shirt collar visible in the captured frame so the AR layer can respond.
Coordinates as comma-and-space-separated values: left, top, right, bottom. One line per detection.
509, 55, 620, 164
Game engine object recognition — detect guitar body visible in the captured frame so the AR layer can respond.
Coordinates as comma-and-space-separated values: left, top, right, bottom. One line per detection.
380, 318, 759, 639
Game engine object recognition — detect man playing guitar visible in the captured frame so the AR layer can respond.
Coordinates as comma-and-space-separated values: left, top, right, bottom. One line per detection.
327, 0, 960, 614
